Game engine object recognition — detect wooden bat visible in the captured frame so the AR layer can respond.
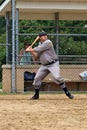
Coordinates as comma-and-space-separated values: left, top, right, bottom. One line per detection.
26, 36, 39, 52
31, 36, 39, 47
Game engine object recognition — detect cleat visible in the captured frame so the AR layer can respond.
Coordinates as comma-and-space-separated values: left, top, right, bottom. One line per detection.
31, 89, 39, 100
31, 94, 39, 100
66, 92, 74, 99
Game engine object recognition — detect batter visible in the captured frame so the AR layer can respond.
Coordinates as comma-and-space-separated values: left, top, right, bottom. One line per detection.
26, 31, 74, 100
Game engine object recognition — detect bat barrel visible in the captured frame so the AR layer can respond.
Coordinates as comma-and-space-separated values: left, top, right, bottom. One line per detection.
31, 36, 39, 47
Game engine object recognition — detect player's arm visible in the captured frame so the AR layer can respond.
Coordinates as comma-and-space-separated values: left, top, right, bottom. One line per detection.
34, 40, 52, 52
26, 46, 39, 60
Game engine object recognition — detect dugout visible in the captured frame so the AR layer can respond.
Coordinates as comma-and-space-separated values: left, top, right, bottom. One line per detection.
1, 0, 87, 93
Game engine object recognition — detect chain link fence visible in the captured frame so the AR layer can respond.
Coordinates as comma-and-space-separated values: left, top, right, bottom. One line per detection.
1, 22, 87, 93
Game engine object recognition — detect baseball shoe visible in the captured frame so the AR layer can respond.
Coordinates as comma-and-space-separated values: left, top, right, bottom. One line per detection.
31, 94, 39, 100
66, 92, 74, 99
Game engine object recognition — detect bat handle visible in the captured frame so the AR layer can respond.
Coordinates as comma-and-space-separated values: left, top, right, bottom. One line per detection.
31, 36, 39, 47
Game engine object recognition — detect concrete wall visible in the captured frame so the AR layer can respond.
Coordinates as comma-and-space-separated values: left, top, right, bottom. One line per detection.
2, 64, 87, 93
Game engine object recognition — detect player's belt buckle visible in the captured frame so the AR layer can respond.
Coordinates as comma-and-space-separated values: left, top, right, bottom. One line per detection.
45, 60, 58, 65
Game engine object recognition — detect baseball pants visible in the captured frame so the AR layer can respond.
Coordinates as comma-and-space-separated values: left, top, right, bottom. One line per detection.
33, 61, 65, 89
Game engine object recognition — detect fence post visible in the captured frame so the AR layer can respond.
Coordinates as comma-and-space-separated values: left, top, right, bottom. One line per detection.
11, 0, 16, 93
55, 12, 59, 56
15, 8, 19, 65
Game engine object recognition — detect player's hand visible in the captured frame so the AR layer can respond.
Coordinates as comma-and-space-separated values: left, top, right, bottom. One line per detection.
26, 45, 32, 52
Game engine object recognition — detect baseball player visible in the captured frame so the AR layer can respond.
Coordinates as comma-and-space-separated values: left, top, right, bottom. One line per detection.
26, 31, 74, 100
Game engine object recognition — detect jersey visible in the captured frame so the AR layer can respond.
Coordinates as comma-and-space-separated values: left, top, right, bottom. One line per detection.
34, 39, 58, 65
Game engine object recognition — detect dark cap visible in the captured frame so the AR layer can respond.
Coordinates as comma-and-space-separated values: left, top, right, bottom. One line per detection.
39, 31, 47, 37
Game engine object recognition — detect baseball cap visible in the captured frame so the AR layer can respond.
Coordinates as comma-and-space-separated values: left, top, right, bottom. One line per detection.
39, 31, 47, 37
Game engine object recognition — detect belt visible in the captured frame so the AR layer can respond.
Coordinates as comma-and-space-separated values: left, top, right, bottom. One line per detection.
44, 59, 58, 66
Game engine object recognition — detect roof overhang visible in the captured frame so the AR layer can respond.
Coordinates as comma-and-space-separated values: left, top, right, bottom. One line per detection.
0, 0, 87, 20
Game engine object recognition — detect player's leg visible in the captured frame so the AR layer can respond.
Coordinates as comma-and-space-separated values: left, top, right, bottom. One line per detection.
48, 61, 74, 99
31, 66, 49, 99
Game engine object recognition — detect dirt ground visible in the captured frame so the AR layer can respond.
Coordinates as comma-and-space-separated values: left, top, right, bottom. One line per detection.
0, 93, 87, 130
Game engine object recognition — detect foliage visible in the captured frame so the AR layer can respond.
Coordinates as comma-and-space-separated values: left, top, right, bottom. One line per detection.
59, 21, 87, 55
19, 20, 54, 48
0, 17, 6, 34
0, 0, 4, 5
0, 82, 2, 89
59, 37, 87, 55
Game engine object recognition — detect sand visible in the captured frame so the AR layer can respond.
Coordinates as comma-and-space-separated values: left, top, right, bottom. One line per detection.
0, 93, 87, 130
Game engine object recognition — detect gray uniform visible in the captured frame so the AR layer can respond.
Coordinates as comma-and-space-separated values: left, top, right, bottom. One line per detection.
33, 39, 65, 89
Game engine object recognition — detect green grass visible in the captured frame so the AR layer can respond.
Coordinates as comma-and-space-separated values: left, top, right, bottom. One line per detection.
0, 82, 2, 89
0, 84, 87, 95
0, 91, 87, 95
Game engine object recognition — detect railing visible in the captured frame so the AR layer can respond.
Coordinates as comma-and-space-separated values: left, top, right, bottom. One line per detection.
59, 55, 87, 64
16, 55, 87, 65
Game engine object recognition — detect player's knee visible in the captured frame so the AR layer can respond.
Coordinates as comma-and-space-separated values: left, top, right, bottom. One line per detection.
56, 77, 65, 84
33, 77, 42, 86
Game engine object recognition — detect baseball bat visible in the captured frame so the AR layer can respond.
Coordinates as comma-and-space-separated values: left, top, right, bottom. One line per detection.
31, 36, 39, 47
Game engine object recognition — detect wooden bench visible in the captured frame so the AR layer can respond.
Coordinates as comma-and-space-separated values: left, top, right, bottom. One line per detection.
2, 64, 87, 93
24, 65, 87, 92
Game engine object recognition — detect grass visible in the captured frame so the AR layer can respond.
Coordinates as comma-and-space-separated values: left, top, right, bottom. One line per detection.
0, 90, 87, 95
0, 82, 2, 89
0, 81, 87, 95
